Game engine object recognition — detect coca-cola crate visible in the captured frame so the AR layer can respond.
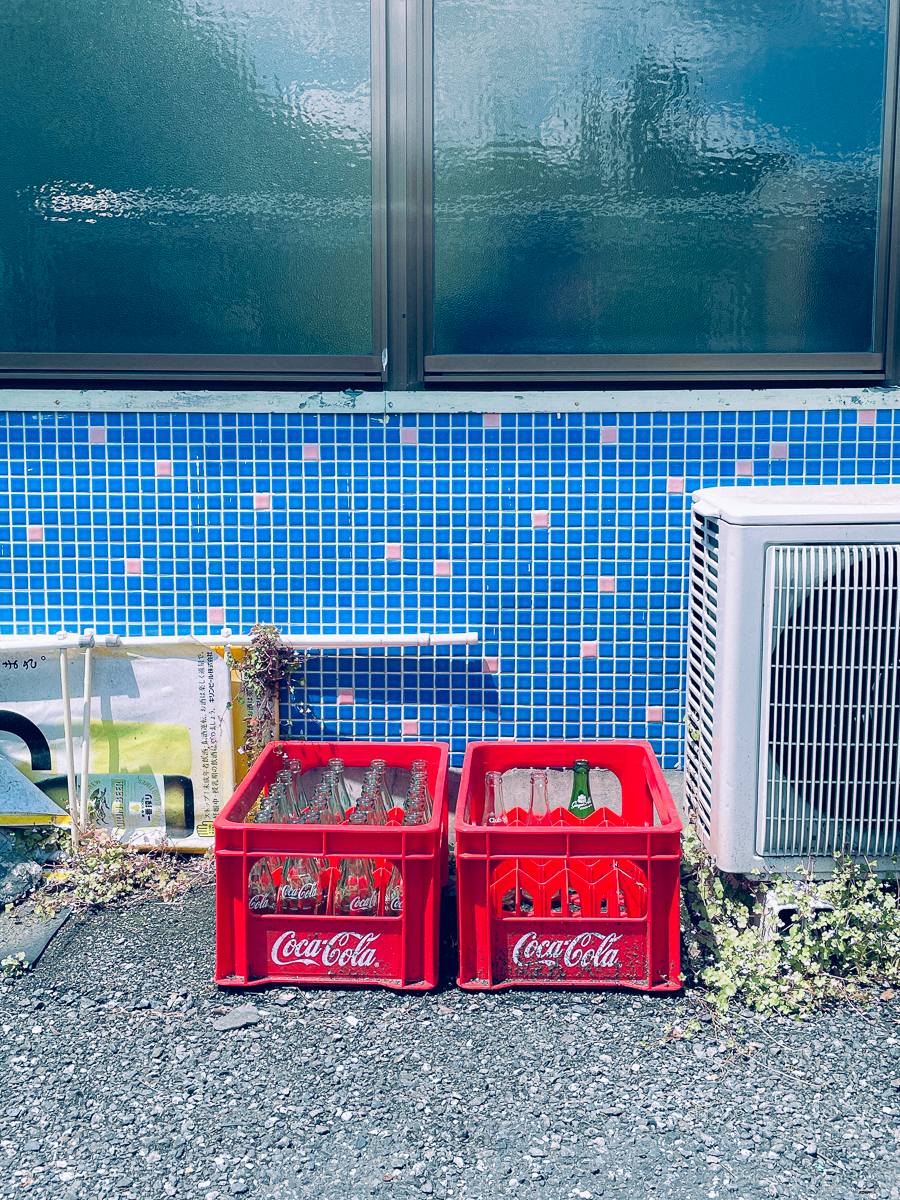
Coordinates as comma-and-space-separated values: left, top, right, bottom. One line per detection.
214, 741, 449, 990
455, 741, 682, 991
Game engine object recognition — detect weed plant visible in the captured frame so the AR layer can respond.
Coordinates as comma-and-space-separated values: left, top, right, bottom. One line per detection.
681, 825, 900, 1013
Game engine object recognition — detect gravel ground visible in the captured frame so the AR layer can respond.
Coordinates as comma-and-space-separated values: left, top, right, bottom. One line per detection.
2, 879, 900, 1200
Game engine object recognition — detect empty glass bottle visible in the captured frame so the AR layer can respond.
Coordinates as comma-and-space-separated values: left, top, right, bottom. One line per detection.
279, 857, 322, 914
274, 769, 305, 823
248, 858, 278, 913
369, 758, 394, 817
318, 774, 344, 824
253, 779, 285, 823
410, 760, 433, 819
404, 787, 428, 826
383, 863, 403, 916
327, 758, 353, 819
528, 769, 549, 825
483, 771, 506, 826
334, 814, 378, 917
357, 787, 381, 826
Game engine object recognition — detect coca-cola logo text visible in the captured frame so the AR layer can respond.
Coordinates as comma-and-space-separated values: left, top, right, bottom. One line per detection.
512, 931, 621, 971
271, 930, 380, 969
280, 881, 318, 901
344, 894, 377, 913
249, 892, 275, 911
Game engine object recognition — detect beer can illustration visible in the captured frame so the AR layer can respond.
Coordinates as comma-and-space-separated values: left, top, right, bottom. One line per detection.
37, 773, 195, 840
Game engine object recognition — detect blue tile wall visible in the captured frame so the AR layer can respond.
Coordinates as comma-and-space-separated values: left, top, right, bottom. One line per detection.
0, 406, 893, 768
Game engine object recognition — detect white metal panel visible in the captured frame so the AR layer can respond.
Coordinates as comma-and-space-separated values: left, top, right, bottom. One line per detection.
758, 544, 900, 859
694, 485, 900, 526
684, 512, 719, 839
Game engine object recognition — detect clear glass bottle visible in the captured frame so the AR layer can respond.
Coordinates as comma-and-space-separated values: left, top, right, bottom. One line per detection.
528, 769, 549, 825
383, 863, 403, 916
334, 814, 378, 917
483, 771, 506, 826
279, 857, 321, 914
319, 772, 344, 824
368, 760, 393, 821
253, 781, 282, 824
568, 759, 595, 819
327, 757, 353, 819
404, 787, 428, 826
248, 858, 278, 913
410, 759, 433, 820
274, 768, 303, 823
358, 787, 381, 826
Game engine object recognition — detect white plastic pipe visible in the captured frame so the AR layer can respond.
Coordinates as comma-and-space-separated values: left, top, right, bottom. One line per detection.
0, 631, 477, 652
116, 632, 478, 649
0, 632, 97, 651
58, 648, 78, 851
79, 635, 94, 829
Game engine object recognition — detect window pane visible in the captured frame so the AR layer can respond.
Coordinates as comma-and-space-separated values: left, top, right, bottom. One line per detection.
433, 0, 888, 356
0, 0, 372, 356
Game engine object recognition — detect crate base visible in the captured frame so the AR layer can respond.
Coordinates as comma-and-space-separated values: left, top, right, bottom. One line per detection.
457, 918, 680, 991
217, 973, 434, 991
456, 976, 682, 992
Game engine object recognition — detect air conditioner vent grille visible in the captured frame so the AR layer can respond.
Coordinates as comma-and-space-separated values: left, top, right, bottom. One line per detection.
762, 545, 900, 859
684, 513, 719, 838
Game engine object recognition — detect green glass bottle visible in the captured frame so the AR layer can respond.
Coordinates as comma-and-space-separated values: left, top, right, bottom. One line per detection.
568, 760, 595, 819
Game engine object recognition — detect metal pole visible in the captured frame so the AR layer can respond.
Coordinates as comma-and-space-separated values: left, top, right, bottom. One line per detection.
59, 647, 78, 853
79, 632, 94, 829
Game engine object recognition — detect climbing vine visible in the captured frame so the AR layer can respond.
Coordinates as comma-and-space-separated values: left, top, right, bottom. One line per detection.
229, 624, 313, 764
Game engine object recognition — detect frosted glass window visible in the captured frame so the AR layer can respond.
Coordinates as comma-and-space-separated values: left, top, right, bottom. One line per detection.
433, 0, 888, 356
0, 0, 372, 356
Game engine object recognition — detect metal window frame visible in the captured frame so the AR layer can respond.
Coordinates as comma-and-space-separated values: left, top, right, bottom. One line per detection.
0, 0, 391, 388
2, 0, 900, 390
414, 0, 900, 391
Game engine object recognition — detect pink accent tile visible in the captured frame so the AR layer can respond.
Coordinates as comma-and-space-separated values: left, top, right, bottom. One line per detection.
598, 576, 616, 593
125, 558, 142, 576
26, 526, 43, 543
858, 409, 877, 425
434, 559, 451, 576
400, 428, 418, 445
482, 657, 499, 673
736, 459, 753, 477
666, 477, 684, 494
532, 510, 549, 528
88, 427, 106, 445
402, 719, 419, 736
207, 607, 225, 624
385, 543, 403, 560
155, 459, 172, 478
770, 442, 788, 459
483, 413, 501, 428
253, 493, 271, 511
646, 706, 664, 723
337, 689, 354, 706
600, 427, 617, 445
302, 444, 320, 461
581, 642, 598, 658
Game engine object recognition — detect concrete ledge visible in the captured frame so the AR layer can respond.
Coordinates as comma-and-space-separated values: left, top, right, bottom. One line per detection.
0, 386, 897, 414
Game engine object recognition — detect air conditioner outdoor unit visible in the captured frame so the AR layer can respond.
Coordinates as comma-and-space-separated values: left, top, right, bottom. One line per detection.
683, 484, 900, 877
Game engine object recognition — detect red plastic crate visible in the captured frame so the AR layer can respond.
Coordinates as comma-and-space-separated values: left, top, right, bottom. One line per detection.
214, 741, 449, 990
455, 741, 682, 991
